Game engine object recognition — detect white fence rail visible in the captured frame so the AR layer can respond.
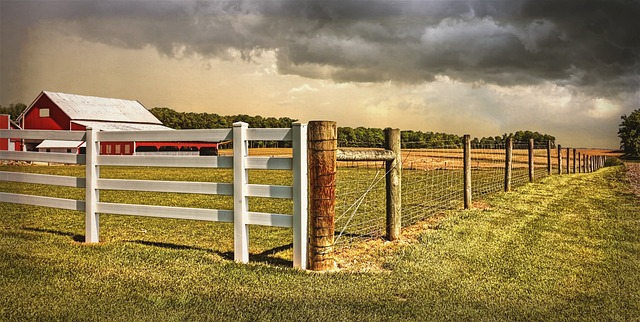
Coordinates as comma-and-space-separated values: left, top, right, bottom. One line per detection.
0, 122, 308, 269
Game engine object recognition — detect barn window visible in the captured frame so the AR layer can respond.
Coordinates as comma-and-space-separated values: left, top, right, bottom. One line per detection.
39, 108, 50, 118
124, 145, 131, 154
115, 145, 121, 154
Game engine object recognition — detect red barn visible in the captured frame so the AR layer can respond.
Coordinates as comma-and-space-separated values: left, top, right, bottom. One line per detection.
16, 91, 219, 155
1, 114, 22, 151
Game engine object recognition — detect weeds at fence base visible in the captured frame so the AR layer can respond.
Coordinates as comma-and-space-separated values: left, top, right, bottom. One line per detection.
335, 212, 452, 272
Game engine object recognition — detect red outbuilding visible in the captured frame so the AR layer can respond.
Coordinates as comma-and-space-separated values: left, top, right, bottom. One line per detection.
1, 114, 22, 151
16, 91, 219, 155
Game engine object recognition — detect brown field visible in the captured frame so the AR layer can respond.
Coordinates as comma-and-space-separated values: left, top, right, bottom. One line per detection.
218, 147, 622, 171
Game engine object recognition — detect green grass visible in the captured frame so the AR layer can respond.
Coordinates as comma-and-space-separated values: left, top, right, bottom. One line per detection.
1, 165, 640, 321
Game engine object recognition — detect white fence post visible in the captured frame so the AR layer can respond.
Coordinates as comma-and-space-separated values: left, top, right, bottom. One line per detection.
85, 127, 100, 243
233, 122, 249, 263
292, 123, 308, 270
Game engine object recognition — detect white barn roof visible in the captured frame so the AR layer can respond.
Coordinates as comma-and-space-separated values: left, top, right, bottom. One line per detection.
40, 91, 163, 124
36, 140, 85, 149
71, 121, 171, 131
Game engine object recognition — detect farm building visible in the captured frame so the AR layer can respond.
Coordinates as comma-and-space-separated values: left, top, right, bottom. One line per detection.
0, 114, 22, 151
15, 91, 220, 155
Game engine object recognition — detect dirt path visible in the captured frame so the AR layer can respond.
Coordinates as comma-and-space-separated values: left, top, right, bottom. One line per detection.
625, 162, 640, 198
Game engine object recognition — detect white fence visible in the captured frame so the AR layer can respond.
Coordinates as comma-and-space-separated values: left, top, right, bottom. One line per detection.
0, 122, 308, 269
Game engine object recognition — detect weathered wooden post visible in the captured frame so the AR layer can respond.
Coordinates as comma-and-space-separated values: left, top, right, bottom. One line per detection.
385, 128, 401, 241
505, 137, 513, 192
528, 139, 534, 182
582, 154, 589, 173
557, 144, 562, 175
577, 152, 581, 173
573, 149, 578, 173
463, 134, 472, 209
547, 140, 552, 175
565, 147, 570, 174
308, 121, 337, 271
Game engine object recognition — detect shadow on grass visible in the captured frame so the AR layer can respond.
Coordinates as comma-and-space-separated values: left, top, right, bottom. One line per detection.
23, 227, 85, 242
129, 240, 295, 268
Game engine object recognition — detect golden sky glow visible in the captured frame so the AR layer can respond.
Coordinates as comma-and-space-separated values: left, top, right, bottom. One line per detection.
2, 1, 638, 148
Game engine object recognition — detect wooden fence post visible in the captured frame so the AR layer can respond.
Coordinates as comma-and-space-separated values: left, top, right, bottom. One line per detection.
572, 149, 577, 173
233, 122, 250, 264
463, 134, 472, 209
582, 154, 589, 173
385, 128, 401, 241
85, 127, 99, 243
528, 139, 534, 182
557, 144, 562, 175
505, 137, 513, 192
577, 152, 581, 173
547, 140, 552, 175
308, 121, 337, 271
565, 147, 570, 174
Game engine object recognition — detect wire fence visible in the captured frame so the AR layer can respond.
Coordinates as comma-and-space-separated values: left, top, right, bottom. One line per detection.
334, 139, 559, 248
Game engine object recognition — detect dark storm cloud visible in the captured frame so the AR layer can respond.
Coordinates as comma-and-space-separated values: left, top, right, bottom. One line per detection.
2, 0, 639, 101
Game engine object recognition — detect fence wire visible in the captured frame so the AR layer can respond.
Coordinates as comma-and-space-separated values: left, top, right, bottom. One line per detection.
334, 139, 561, 247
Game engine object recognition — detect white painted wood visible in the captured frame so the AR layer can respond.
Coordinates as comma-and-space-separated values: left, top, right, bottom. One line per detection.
97, 179, 233, 195
0, 124, 310, 269
246, 157, 292, 170
246, 184, 292, 199
233, 122, 250, 263
0, 129, 86, 141
292, 123, 308, 269
247, 212, 293, 228
97, 155, 233, 168
96, 202, 234, 222
0, 192, 85, 211
0, 171, 85, 188
246, 128, 292, 141
0, 151, 86, 165
97, 129, 232, 142
85, 128, 100, 243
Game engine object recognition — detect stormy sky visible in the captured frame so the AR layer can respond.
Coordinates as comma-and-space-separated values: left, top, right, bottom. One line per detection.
1, 0, 639, 148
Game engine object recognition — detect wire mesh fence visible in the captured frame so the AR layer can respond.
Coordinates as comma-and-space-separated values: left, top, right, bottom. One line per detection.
334, 138, 562, 248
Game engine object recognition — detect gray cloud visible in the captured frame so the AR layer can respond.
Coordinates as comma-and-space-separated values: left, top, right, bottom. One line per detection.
2, 0, 639, 103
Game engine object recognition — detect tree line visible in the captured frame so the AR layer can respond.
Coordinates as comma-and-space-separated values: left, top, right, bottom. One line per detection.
149, 108, 557, 149
1, 104, 557, 149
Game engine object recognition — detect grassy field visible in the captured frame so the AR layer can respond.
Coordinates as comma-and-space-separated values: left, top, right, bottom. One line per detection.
1, 164, 639, 321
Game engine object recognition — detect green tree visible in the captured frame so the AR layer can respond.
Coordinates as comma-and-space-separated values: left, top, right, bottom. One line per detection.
0, 103, 27, 121
619, 108, 640, 159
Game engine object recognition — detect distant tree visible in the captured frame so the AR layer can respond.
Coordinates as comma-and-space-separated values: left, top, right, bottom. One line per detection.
0, 103, 27, 121
619, 108, 640, 159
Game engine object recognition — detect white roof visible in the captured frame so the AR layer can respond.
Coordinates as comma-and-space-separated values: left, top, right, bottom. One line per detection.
72, 121, 172, 131
36, 140, 85, 149
40, 91, 163, 124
